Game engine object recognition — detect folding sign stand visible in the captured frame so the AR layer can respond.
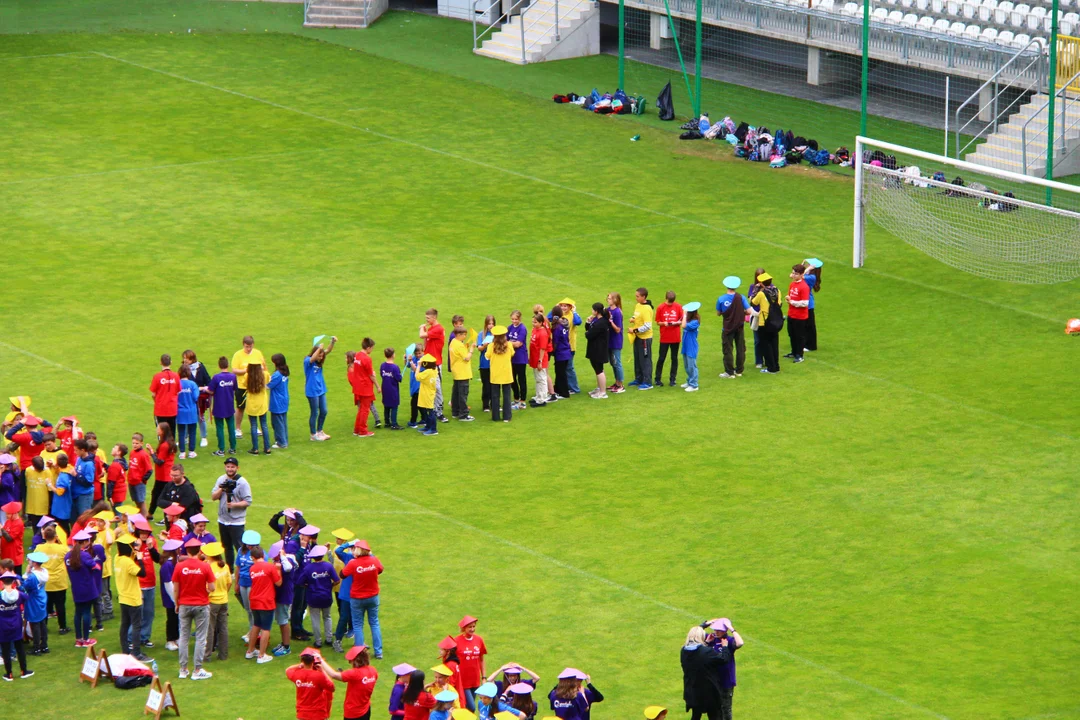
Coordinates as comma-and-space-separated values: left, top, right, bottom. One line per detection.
145, 676, 180, 719
79, 647, 110, 688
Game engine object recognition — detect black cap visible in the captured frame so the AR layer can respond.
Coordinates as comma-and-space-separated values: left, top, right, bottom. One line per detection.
224, 457, 239, 466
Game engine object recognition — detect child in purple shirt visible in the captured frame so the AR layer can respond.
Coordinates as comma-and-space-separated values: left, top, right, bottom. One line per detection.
380, 349, 404, 430
210, 357, 238, 456
296, 545, 339, 648
0, 573, 31, 679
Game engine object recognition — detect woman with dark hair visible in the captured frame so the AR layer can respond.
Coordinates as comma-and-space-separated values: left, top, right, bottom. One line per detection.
680, 626, 733, 720
304, 336, 337, 442
506, 683, 538, 720
747, 268, 766, 370
148, 422, 177, 524
403, 669, 438, 720
269, 353, 291, 450
476, 316, 496, 414
749, 273, 782, 375
802, 258, 822, 352
585, 303, 610, 399
65, 530, 100, 647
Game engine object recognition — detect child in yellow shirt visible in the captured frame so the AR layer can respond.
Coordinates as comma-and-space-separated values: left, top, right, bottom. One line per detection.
629, 287, 655, 389
204, 542, 232, 662
417, 355, 439, 436
449, 328, 475, 423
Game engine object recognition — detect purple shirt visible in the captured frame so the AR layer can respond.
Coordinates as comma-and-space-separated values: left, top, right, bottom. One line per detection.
0, 590, 29, 643
380, 362, 402, 408
276, 560, 295, 606
608, 307, 624, 350
182, 531, 217, 545
548, 690, 589, 720
211, 372, 237, 419
160, 559, 176, 609
710, 638, 738, 687
66, 550, 100, 603
388, 681, 406, 718
91, 544, 106, 596
297, 560, 339, 609
553, 322, 572, 361
507, 323, 529, 364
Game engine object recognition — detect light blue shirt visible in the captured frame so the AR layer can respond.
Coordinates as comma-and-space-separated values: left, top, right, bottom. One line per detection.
268, 371, 290, 413
176, 378, 200, 425
303, 356, 327, 398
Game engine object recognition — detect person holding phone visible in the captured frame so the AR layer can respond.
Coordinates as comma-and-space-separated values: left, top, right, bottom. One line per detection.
287, 647, 335, 720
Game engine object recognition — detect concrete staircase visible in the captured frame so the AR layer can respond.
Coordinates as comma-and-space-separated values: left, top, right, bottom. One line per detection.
966, 93, 1080, 178
474, 0, 599, 64
303, 0, 387, 28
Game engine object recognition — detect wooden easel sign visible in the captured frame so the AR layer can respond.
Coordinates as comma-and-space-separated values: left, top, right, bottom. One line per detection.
145, 676, 180, 719
79, 646, 109, 688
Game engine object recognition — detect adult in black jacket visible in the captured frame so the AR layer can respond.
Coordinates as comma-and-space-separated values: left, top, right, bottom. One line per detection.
681, 626, 733, 720
584, 302, 611, 399
156, 464, 203, 521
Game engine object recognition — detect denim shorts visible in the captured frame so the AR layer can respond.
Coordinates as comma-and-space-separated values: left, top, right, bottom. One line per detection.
129, 484, 146, 503
274, 603, 291, 626
251, 609, 275, 631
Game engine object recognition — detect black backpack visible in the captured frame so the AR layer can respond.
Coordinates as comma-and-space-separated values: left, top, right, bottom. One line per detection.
764, 287, 784, 332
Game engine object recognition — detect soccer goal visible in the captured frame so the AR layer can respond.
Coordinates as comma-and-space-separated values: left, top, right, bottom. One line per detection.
853, 136, 1080, 285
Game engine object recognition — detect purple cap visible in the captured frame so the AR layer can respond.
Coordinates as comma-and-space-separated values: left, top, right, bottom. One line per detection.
189, 513, 209, 524
299, 525, 320, 536
162, 539, 183, 552
392, 663, 417, 676
710, 618, 733, 632
36, 515, 55, 528
503, 666, 523, 675
71, 530, 93, 542
0, 454, 16, 465
0, 571, 16, 580
306, 545, 328, 559
283, 508, 299, 519
508, 683, 535, 694
267, 541, 284, 560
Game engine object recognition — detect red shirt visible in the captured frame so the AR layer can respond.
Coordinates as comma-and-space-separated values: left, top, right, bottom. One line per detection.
444, 660, 466, 704
107, 461, 128, 503
92, 454, 106, 501
137, 537, 158, 589
128, 448, 152, 486
248, 559, 281, 611
8, 430, 45, 470
167, 524, 184, 541
424, 324, 445, 366
154, 442, 175, 483
787, 280, 810, 321
173, 556, 213, 606
454, 634, 487, 688
342, 555, 383, 599
1, 515, 25, 565
528, 328, 550, 369
342, 665, 379, 717
56, 427, 82, 465
655, 302, 684, 344
403, 692, 437, 720
353, 352, 375, 397
149, 369, 181, 416
287, 665, 335, 720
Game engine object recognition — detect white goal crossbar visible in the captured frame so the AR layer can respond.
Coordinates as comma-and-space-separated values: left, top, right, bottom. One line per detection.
853, 136, 1080, 284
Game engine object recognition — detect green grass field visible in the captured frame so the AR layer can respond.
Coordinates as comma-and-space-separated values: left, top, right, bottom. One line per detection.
1, 3, 1078, 719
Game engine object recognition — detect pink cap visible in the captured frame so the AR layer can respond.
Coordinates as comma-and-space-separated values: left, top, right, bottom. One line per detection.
35, 515, 55, 528
307, 545, 328, 559
438, 636, 457, 651
163, 503, 185, 517
709, 618, 733, 632
71, 530, 93, 541
354, 539, 371, 551
508, 683, 535, 694
283, 508, 299, 519
458, 615, 478, 628
0, 454, 16, 465
21, 415, 41, 426
268, 541, 284, 560
300, 647, 322, 659
299, 525, 320, 536
132, 519, 152, 532
345, 645, 368, 662
183, 538, 203, 549
189, 513, 209, 524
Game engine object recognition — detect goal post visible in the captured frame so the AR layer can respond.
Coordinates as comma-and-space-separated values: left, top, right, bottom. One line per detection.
853, 136, 1080, 284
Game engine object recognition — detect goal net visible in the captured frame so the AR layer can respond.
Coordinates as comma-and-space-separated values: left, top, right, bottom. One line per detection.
853, 137, 1080, 285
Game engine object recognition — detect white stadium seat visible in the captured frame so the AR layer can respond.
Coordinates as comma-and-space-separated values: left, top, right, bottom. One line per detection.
947, 0, 962, 15
1028, 9, 1045, 30
979, 0, 996, 21
873, 7, 889, 20
1065, 10, 1080, 23
997, 28, 1015, 42
1012, 3, 1030, 27
901, 0, 915, 8
916, 0, 930, 9
1013, 31, 1031, 46
888, 9, 905, 22
918, 14, 935, 28
933, 0, 945, 12
995, 1, 1014, 23
902, 12, 920, 24
981, 26, 999, 40
963, 0, 978, 18
964, 22, 982, 36
842, 2, 858, 15
934, 17, 952, 30
1064, 19, 1076, 34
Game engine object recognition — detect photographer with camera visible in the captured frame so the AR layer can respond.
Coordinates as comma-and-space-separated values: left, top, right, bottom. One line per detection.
211, 457, 252, 568
286, 646, 335, 720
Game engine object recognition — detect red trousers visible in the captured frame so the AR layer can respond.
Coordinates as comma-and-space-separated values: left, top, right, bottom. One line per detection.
354, 395, 374, 434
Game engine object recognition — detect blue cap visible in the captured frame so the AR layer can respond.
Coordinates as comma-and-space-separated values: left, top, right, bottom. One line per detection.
406, 343, 417, 356
435, 690, 459, 703
241, 530, 262, 546
683, 301, 701, 313
476, 683, 498, 698
722, 276, 741, 290
805, 258, 823, 268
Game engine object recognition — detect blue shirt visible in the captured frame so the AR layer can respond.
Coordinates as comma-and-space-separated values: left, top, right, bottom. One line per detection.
804, 272, 817, 310
21, 570, 47, 623
269, 371, 290, 414
176, 378, 200, 425
73, 457, 95, 497
303, 356, 327, 398
407, 356, 421, 396
477, 331, 494, 369
335, 545, 354, 599
236, 548, 254, 588
715, 293, 751, 315
681, 319, 700, 359
51, 472, 73, 520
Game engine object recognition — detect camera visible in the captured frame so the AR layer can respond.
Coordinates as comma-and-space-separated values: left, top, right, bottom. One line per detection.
220, 478, 238, 499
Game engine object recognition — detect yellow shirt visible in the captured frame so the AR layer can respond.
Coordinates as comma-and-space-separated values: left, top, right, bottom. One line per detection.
631, 303, 655, 340
37, 541, 70, 591
751, 289, 780, 324
232, 348, 266, 390
449, 339, 473, 381
95, 529, 115, 578
246, 386, 269, 417
39, 449, 62, 481
417, 368, 438, 409
565, 303, 580, 351
209, 562, 232, 604
114, 555, 143, 606
485, 345, 514, 385
25, 467, 51, 516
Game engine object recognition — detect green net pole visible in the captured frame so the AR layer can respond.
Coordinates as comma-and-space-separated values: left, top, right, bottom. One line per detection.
661, 0, 697, 117
860, 0, 869, 136
618, 0, 625, 90
1047, 0, 1059, 203
694, 0, 702, 118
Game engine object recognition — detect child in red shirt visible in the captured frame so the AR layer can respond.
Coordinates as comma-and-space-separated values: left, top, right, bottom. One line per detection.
106, 443, 129, 505
352, 339, 379, 438
528, 314, 551, 408
0, 501, 25, 573
148, 423, 176, 523
322, 645, 379, 720
287, 650, 335, 720
653, 291, 684, 387
127, 433, 153, 517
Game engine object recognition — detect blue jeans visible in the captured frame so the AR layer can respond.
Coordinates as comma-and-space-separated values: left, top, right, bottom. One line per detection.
74, 600, 93, 640
177, 423, 196, 452
334, 596, 353, 641
307, 394, 328, 434
422, 408, 437, 433
608, 348, 624, 383
753, 329, 763, 366
463, 688, 477, 712
72, 492, 93, 519
250, 415, 270, 451
349, 595, 382, 656
271, 412, 288, 447
683, 355, 699, 388
127, 587, 155, 644
566, 351, 579, 393
384, 405, 398, 427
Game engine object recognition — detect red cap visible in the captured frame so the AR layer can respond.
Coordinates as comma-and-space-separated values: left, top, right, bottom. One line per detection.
21, 415, 41, 426
300, 647, 322, 659
345, 645, 368, 662
132, 519, 152, 532
458, 615, 478, 629
354, 539, 371, 551
163, 503, 185, 517
438, 636, 457, 651
60, 416, 79, 424
1, 501, 22, 514
183, 538, 203, 548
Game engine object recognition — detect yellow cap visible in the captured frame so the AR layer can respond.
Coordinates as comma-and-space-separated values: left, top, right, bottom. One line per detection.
421, 354, 437, 363
495, 714, 518, 720
202, 542, 225, 557
94, 511, 116, 522
331, 527, 355, 541
492, 325, 508, 335
452, 710, 477, 720
116, 504, 139, 515
756, 272, 772, 282
644, 708, 667, 720
559, 298, 576, 307
8, 396, 29, 409
115, 535, 135, 545
432, 664, 453, 677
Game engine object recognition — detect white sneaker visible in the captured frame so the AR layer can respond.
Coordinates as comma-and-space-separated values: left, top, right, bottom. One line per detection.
235, 429, 243, 438
271, 443, 280, 450
719, 373, 735, 379
317, 431, 331, 441
592, 393, 608, 399
310, 434, 319, 442
680, 383, 688, 388
200, 438, 208, 447
241, 635, 249, 644
178, 668, 189, 679
188, 451, 197, 459
190, 668, 212, 681
685, 386, 699, 392
179, 452, 187, 459
245, 650, 257, 659
257, 654, 274, 664
165, 641, 179, 652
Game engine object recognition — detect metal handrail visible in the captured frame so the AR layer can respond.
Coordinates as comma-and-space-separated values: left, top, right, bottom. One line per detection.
954, 37, 1046, 159
1021, 70, 1080, 174
473, 0, 532, 51
522, 0, 592, 56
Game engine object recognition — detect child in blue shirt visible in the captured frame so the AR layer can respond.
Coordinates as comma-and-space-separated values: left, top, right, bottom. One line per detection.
681, 305, 701, 392
49, 456, 75, 531
268, 353, 291, 449
23, 552, 49, 654
405, 344, 423, 428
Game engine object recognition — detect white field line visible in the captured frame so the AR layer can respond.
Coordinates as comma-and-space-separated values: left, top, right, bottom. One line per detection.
86, 51, 1061, 326
0, 340, 150, 404
0, 52, 98, 61
0, 335, 950, 719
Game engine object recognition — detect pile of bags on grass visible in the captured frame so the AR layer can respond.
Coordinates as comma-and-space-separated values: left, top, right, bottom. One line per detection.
553, 89, 647, 115
679, 113, 851, 169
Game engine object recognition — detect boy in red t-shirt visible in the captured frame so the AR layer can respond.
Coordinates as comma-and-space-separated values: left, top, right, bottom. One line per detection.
286, 648, 335, 720
246, 546, 282, 663
1, 501, 25, 573
785, 264, 811, 363
106, 443, 129, 505
352, 339, 380, 438
127, 433, 153, 516
653, 291, 684, 387
149, 354, 181, 438
528, 314, 551, 408
454, 616, 487, 706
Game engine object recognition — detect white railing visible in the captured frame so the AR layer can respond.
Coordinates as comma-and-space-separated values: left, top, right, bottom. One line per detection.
1021, 70, 1080, 173
473, 0, 533, 57
521, 0, 593, 58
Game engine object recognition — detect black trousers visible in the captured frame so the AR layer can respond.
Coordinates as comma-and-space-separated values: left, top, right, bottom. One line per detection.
410, 393, 419, 424
452, 380, 470, 418
491, 384, 512, 421
291, 586, 308, 634
805, 308, 817, 351
787, 317, 807, 359
30, 620, 47, 651
46, 589, 67, 629
120, 603, 143, 654
218, 523, 245, 569
719, 687, 734, 720
155, 415, 177, 439
165, 606, 179, 642
0, 640, 26, 676
759, 328, 780, 372
479, 368, 491, 411
722, 327, 746, 375
553, 360, 570, 398
689, 709, 719, 720
633, 337, 653, 384
148, 479, 169, 518
655, 341, 680, 383
511, 363, 528, 402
